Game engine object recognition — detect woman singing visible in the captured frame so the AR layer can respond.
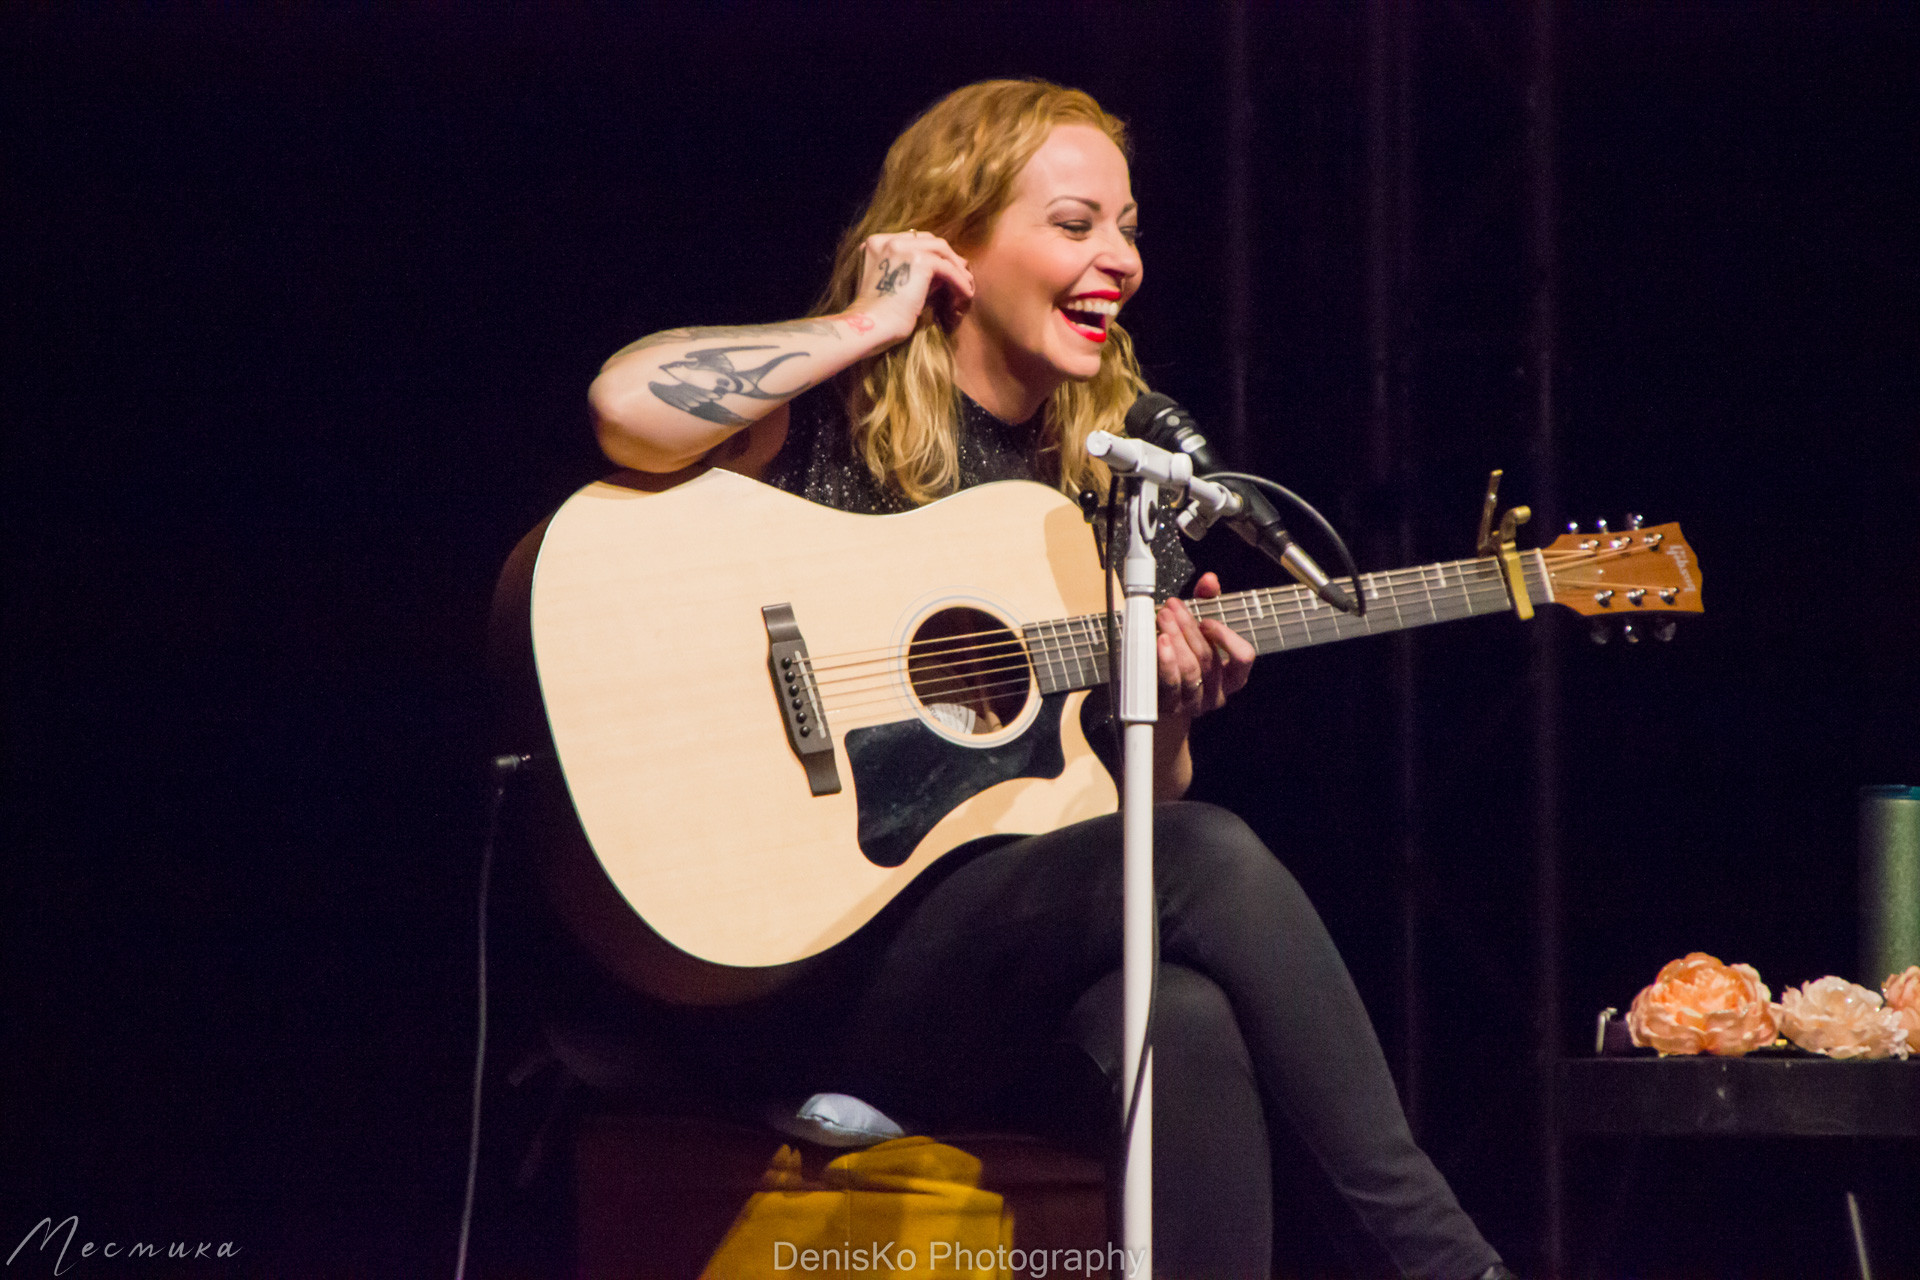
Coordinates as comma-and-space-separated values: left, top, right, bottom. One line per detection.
588, 79, 1513, 1280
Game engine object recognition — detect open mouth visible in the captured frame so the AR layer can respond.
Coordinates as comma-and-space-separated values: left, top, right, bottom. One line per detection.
1058, 295, 1119, 343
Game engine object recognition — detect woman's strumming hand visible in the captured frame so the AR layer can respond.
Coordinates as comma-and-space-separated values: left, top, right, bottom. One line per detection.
846, 230, 976, 347
1156, 572, 1255, 721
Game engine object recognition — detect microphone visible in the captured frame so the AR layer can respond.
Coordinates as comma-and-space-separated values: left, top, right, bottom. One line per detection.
1124, 393, 1357, 613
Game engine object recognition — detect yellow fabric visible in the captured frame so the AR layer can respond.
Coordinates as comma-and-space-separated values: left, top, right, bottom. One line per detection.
699, 1137, 1013, 1279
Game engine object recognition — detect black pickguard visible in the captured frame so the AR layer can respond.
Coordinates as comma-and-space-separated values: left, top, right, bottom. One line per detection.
844, 693, 1069, 868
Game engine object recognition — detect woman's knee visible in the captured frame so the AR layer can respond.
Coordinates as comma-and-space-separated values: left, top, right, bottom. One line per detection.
1152, 964, 1257, 1085
1063, 964, 1256, 1090
1154, 799, 1259, 850
1153, 801, 1299, 895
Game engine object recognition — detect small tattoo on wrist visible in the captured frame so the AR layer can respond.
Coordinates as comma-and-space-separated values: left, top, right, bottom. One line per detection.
875, 259, 910, 295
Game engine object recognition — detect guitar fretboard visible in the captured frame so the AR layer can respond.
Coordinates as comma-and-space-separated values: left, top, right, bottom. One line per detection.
1020, 550, 1550, 695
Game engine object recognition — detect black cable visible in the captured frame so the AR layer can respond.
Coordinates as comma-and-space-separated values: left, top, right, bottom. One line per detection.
1200, 469, 1367, 617
454, 752, 529, 1280
1119, 904, 1159, 1165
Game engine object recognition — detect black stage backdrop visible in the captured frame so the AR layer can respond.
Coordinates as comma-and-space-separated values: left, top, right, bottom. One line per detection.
5, 5, 1915, 1277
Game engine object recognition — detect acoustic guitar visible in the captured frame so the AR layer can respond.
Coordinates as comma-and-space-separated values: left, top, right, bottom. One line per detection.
495, 467, 1702, 1003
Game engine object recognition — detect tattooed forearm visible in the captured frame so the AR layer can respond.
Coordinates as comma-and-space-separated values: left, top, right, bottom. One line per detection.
875, 259, 910, 295
612, 318, 849, 359
647, 345, 809, 426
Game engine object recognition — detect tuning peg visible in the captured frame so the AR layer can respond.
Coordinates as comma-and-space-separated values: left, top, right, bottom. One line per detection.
1654, 619, 1677, 642
1588, 620, 1612, 645
1627, 513, 1645, 530
1566, 520, 1581, 534
1622, 620, 1641, 644
1596, 518, 1609, 533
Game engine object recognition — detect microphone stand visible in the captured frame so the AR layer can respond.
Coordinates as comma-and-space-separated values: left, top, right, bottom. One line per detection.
1086, 432, 1243, 1277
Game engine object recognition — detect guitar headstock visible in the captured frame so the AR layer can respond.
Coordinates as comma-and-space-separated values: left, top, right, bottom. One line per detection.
1542, 521, 1703, 619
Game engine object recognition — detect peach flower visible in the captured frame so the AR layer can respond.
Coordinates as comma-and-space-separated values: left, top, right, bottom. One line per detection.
1882, 966, 1920, 1054
1775, 976, 1911, 1060
1626, 952, 1778, 1056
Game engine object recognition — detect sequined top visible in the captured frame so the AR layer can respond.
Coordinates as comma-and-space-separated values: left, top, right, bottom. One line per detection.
762, 384, 1195, 599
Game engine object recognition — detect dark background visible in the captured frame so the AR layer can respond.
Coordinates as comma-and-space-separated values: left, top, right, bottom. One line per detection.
5, 4, 1915, 1277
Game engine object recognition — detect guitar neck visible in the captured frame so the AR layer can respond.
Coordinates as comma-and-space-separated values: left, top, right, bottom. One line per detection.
1022, 549, 1551, 694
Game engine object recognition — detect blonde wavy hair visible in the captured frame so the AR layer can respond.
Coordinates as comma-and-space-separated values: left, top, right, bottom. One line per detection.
813, 79, 1147, 505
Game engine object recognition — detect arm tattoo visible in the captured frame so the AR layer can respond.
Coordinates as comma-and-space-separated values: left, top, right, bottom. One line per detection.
647, 345, 808, 426
612, 318, 847, 359
875, 258, 910, 295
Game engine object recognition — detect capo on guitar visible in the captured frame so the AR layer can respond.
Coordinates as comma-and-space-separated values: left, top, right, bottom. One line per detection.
1476, 470, 1534, 622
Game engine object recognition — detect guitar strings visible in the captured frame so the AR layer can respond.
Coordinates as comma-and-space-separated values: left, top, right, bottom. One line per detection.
802, 541, 1674, 690
798, 551, 1527, 675
805, 555, 1520, 681
807, 558, 1518, 692
809, 545, 1689, 728
821, 580, 1523, 726
810, 564, 1664, 714
818, 592, 1586, 725
810, 548, 1575, 686
809, 542, 1665, 695
814, 564, 1530, 725
813, 558, 1529, 710
802, 538, 1673, 684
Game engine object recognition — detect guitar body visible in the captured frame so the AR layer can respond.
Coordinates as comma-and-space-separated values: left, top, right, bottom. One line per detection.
497, 463, 1702, 1006
513, 467, 1118, 1002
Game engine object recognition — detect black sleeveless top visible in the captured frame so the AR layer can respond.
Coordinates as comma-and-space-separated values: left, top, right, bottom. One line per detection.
761, 383, 1195, 598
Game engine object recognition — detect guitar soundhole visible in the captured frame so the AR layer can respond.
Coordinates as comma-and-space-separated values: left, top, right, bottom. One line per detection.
906, 607, 1031, 738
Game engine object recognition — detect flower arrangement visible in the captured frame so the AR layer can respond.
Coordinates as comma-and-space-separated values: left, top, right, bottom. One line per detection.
1776, 976, 1910, 1060
1626, 953, 1778, 1056
1879, 965, 1920, 1054
1624, 956, 1918, 1059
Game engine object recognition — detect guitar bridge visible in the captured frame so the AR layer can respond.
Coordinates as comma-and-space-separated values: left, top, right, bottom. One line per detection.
763, 603, 841, 797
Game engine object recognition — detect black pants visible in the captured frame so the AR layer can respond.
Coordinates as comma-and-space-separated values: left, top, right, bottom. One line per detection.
827, 802, 1501, 1280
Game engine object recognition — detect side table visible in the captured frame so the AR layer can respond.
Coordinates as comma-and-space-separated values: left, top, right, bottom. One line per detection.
1557, 1056, 1919, 1279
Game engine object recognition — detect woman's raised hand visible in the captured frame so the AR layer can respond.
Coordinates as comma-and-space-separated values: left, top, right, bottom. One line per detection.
847, 230, 976, 347
590, 229, 971, 472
